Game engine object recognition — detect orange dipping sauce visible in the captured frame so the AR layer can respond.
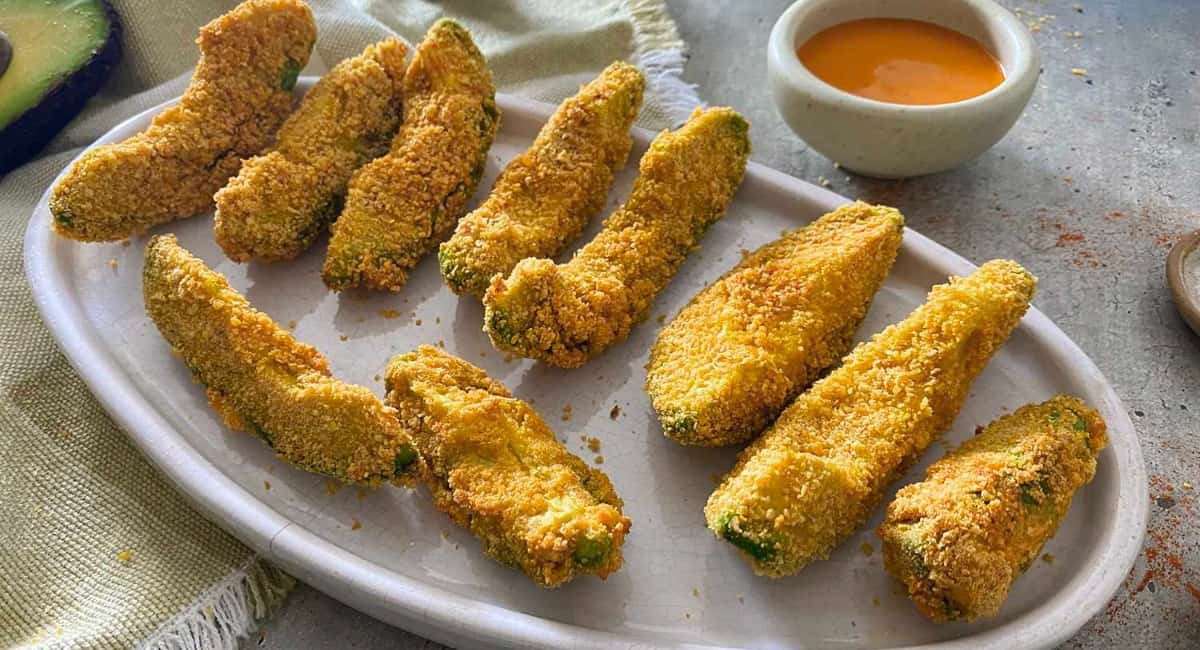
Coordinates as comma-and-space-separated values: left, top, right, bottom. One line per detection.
796, 18, 1004, 105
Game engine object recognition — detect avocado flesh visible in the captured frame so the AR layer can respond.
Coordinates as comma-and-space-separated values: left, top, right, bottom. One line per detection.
0, 0, 120, 172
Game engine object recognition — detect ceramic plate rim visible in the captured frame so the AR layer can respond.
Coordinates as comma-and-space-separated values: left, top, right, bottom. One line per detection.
23, 79, 1148, 650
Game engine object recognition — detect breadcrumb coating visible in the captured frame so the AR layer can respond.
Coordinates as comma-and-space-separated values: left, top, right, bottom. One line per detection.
438, 61, 644, 297
384, 346, 630, 588
482, 107, 750, 368
143, 235, 419, 486
322, 19, 497, 291
214, 38, 409, 262
647, 202, 904, 447
879, 396, 1106, 622
704, 260, 1037, 577
50, 0, 316, 241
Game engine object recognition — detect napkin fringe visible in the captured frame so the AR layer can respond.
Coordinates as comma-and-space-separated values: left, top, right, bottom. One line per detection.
624, 0, 703, 124
137, 556, 294, 650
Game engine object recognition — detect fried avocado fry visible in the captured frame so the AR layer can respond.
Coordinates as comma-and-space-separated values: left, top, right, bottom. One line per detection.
704, 260, 1037, 577
438, 61, 645, 297
50, 0, 316, 241
143, 235, 419, 486
483, 107, 750, 368
322, 19, 498, 291
384, 346, 630, 588
647, 202, 904, 447
214, 38, 409, 262
879, 396, 1106, 622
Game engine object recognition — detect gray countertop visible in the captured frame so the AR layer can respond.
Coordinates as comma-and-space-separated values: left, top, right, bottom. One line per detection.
246, 1, 1199, 647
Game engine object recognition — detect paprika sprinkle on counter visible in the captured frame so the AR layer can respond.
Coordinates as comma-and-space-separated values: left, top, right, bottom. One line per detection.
797, 18, 1004, 105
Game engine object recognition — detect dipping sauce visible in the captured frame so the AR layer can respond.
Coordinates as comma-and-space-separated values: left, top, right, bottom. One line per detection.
797, 18, 1004, 105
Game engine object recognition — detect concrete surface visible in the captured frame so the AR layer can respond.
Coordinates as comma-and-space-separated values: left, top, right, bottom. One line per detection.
245, 1, 1199, 647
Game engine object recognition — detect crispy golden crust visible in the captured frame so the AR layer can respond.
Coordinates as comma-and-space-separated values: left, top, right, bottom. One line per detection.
704, 260, 1037, 577
438, 61, 644, 297
50, 0, 316, 241
384, 346, 630, 588
879, 396, 1106, 622
322, 19, 497, 291
482, 107, 750, 368
214, 39, 409, 262
143, 235, 419, 486
646, 202, 904, 447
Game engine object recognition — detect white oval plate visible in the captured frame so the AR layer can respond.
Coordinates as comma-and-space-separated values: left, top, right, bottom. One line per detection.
25, 79, 1147, 650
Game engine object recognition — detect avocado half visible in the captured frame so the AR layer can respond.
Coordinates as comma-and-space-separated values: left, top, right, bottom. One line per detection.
0, 0, 122, 175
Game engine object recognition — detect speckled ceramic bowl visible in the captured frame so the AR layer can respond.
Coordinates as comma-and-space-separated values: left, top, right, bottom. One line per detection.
1167, 230, 1200, 336
768, 0, 1039, 178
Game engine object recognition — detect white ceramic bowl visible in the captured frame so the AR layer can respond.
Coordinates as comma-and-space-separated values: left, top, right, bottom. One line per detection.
768, 0, 1039, 178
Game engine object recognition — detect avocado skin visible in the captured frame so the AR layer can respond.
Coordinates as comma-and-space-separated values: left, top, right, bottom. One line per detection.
0, 0, 122, 176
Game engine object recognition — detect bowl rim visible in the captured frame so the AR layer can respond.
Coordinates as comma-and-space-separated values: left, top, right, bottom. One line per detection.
1166, 230, 1200, 336
768, 0, 1040, 113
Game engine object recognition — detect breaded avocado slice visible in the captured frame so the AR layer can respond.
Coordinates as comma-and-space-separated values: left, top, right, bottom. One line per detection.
439, 61, 644, 297
143, 234, 419, 486
647, 201, 904, 447
482, 107, 750, 368
214, 38, 409, 263
385, 346, 630, 588
879, 396, 1106, 622
321, 19, 498, 291
705, 260, 1037, 577
49, 0, 316, 241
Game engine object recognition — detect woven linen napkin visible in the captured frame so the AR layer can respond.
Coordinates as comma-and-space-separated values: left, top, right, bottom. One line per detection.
0, 0, 696, 647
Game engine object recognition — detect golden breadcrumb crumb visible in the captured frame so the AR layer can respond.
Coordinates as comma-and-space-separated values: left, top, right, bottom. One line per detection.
879, 396, 1106, 622
647, 202, 904, 447
117, 550, 133, 563
705, 260, 1037, 577
483, 107, 750, 368
439, 61, 644, 296
322, 19, 498, 291
50, 0, 316, 241
143, 235, 419, 486
214, 38, 409, 262
384, 346, 631, 588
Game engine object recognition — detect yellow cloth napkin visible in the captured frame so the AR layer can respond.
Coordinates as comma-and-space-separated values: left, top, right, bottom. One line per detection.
0, 0, 696, 647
